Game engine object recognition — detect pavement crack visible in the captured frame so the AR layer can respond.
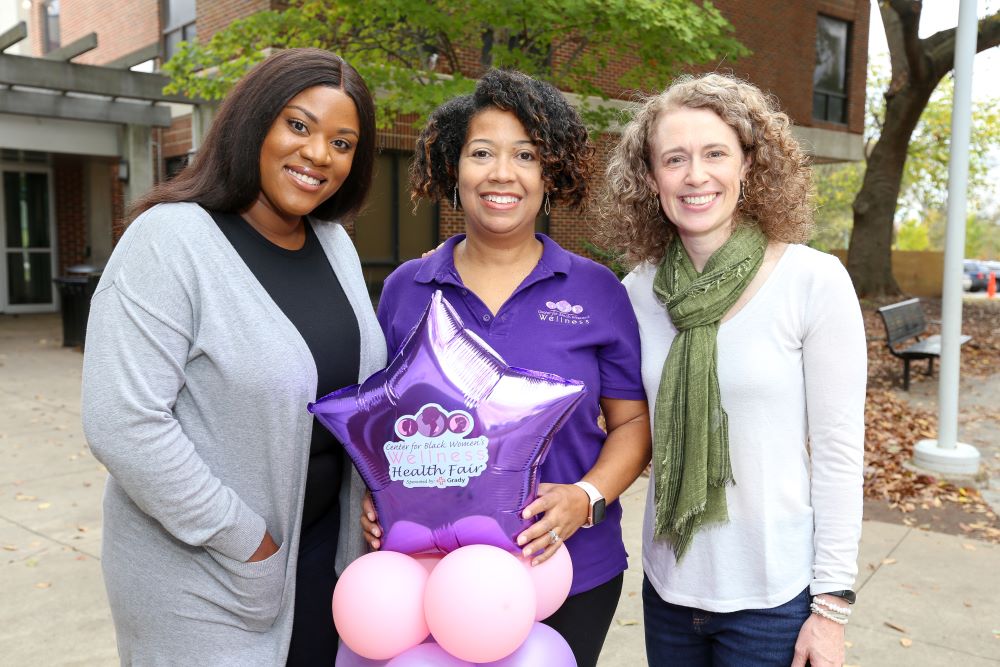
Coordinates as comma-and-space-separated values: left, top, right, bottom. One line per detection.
0, 513, 100, 560
857, 526, 912, 594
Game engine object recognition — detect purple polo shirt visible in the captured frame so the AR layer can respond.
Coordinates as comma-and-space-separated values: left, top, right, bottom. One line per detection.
377, 234, 645, 596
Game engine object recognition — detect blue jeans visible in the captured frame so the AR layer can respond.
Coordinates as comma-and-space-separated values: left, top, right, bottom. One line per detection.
643, 575, 810, 666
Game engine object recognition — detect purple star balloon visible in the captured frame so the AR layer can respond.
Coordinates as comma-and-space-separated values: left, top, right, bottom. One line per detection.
309, 290, 586, 555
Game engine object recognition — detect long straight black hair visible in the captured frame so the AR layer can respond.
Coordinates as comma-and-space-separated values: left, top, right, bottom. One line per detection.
129, 48, 376, 223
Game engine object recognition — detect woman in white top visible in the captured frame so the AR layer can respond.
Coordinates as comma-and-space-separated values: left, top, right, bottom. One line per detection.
597, 73, 866, 667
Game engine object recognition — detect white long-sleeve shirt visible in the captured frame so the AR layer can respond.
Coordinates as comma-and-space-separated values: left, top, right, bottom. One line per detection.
624, 244, 866, 612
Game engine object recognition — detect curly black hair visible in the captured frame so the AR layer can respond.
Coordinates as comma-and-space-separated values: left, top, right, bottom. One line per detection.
410, 69, 593, 210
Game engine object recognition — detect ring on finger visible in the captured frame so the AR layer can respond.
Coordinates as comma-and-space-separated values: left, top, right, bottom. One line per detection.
548, 529, 560, 545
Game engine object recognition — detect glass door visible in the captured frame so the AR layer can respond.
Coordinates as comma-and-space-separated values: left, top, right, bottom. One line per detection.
1, 168, 57, 313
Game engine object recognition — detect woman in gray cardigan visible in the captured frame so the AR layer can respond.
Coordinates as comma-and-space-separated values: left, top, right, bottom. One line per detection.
81, 49, 386, 665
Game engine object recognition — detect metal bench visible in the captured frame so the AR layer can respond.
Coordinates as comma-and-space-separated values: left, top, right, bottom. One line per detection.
876, 298, 971, 390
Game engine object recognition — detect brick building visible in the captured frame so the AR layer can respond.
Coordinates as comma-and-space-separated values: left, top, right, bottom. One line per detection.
0, 0, 868, 312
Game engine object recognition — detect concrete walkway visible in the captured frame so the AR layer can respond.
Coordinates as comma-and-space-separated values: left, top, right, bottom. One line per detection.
1, 313, 997, 666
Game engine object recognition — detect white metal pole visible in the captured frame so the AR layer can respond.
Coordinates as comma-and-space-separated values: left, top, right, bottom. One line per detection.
914, 0, 981, 474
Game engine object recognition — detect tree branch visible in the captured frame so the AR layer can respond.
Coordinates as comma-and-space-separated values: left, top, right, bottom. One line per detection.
883, 0, 929, 85
925, 12, 1000, 81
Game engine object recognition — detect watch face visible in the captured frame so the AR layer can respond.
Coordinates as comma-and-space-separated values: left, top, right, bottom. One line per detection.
830, 590, 856, 604
592, 498, 607, 526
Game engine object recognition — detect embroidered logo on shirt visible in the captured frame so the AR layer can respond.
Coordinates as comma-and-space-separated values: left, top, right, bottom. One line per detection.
537, 299, 591, 325
384, 403, 489, 488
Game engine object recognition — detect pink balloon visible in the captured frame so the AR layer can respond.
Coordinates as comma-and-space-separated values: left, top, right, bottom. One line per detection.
424, 545, 536, 663
411, 552, 443, 576
385, 643, 473, 666
335, 642, 388, 667
333, 551, 429, 660
479, 623, 577, 667
521, 545, 573, 621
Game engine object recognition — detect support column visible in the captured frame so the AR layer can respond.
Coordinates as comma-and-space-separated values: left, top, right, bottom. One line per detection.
84, 159, 113, 267
190, 103, 218, 158
122, 123, 153, 209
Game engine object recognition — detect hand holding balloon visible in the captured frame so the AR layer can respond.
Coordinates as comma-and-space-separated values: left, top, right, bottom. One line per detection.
361, 492, 382, 550
516, 482, 590, 565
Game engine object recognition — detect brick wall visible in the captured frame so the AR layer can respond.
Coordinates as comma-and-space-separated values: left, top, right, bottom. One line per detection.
52, 155, 87, 274
27, 1, 45, 55
696, 0, 869, 135
161, 115, 193, 159
57, 0, 160, 65
198, 0, 273, 40
111, 165, 126, 242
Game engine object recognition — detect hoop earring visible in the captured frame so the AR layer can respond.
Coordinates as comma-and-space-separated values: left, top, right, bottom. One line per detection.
453, 185, 458, 210
543, 192, 551, 216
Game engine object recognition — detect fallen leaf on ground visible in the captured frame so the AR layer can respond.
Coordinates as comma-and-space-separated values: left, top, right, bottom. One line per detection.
35, 582, 51, 589
884, 621, 908, 633
962, 543, 976, 551
881, 558, 897, 565
14, 493, 37, 501
616, 619, 639, 627
900, 638, 912, 648
2, 544, 17, 551
37, 502, 51, 510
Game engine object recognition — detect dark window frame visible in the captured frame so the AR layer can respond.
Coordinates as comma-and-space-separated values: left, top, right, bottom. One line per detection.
357, 151, 440, 300
162, 0, 196, 62
42, 0, 60, 54
813, 14, 852, 125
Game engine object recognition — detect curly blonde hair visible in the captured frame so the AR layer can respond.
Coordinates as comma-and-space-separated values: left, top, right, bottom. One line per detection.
596, 73, 813, 266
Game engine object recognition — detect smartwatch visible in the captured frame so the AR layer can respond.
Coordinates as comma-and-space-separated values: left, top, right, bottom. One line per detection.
574, 481, 606, 528
820, 590, 856, 605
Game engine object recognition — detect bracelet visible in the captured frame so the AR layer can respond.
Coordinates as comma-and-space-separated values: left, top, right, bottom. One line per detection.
810, 602, 849, 626
812, 596, 852, 616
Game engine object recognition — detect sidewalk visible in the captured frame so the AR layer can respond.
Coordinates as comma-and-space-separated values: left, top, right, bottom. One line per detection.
1, 313, 997, 666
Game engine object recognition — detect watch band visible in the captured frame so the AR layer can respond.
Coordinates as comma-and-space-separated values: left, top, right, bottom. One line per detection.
819, 589, 856, 605
574, 481, 605, 528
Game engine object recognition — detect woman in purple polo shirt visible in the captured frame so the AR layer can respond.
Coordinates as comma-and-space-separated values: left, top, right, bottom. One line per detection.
363, 69, 652, 667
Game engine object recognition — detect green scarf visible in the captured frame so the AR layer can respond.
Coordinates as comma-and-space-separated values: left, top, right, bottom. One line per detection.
651, 224, 767, 559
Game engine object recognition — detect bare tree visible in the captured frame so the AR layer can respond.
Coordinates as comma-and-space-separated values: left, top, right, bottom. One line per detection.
846, 1, 1000, 296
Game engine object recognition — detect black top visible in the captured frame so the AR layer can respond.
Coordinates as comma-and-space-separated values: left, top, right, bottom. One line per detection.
211, 211, 360, 534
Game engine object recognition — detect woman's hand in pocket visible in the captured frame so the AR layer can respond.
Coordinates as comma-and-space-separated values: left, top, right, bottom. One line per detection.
247, 530, 280, 562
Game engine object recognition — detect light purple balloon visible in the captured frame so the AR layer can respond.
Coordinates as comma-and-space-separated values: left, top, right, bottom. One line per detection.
385, 642, 473, 667
335, 641, 388, 667
479, 623, 577, 667
310, 291, 586, 555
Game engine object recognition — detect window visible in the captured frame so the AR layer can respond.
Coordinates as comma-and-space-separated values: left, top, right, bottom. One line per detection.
163, 0, 196, 62
164, 155, 189, 180
42, 0, 60, 54
354, 152, 438, 301
813, 15, 850, 124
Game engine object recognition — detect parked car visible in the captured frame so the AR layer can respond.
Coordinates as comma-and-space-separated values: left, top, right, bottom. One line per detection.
964, 260, 990, 291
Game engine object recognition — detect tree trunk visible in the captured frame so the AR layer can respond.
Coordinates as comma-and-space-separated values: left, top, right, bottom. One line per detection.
845, 6, 1000, 297
847, 83, 935, 296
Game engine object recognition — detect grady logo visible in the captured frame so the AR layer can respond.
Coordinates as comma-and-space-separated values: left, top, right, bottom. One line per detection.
538, 299, 591, 325
384, 403, 489, 488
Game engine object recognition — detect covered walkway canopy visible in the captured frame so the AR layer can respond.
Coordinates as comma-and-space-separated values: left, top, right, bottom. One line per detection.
0, 20, 209, 201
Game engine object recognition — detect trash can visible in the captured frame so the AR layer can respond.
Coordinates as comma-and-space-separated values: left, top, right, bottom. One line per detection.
53, 264, 102, 349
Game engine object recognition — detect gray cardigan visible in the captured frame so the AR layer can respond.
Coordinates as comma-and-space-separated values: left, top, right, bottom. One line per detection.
81, 203, 386, 665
